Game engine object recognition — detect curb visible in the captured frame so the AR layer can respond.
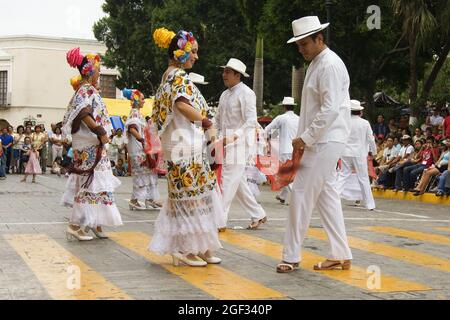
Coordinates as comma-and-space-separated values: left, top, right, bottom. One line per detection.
372, 188, 450, 206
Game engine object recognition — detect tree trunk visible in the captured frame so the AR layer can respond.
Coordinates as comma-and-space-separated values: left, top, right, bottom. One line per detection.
421, 37, 450, 99
291, 65, 304, 103
409, 34, 418, 103
253, 37, 264, 114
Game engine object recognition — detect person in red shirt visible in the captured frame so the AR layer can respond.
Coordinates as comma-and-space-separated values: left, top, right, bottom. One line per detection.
403, 137, 438, 191
443, 107, 450, 138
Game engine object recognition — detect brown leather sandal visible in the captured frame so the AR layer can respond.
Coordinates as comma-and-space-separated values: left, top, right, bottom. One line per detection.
313, 259, 351, 270
247, 216, 267, 230
276, 261, 300, 273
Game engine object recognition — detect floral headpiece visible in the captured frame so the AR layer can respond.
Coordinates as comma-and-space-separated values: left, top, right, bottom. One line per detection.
66, 47, 101, 77
123, 88, 143, 107
70, 75, 83, 91
153, 28, 196, 64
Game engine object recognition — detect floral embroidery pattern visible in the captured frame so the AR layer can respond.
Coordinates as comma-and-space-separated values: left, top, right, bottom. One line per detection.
75, 191, 115, 206
73, 145, 110, 172
167, 159, 216, 199
152, 68, 213, 136
63, 83, 113, 137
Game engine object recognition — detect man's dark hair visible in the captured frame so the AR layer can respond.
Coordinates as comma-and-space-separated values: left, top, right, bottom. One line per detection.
285, 105, 295, 111
426, 136, 435, 143
310, 30, 325, 43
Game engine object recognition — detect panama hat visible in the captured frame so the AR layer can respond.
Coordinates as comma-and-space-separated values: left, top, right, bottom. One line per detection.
402, 135, 411, 140
350, 99, 364, 111
220, 58, 250, 77
281, 97, 297, 106
287, 16, 330, 44
188, 72, 209, 85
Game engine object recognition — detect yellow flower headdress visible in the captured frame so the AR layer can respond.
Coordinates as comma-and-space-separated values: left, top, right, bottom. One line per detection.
153, 27, 196, 63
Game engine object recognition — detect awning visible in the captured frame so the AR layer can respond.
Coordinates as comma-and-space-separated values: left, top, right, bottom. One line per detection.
103, 98, 154, 117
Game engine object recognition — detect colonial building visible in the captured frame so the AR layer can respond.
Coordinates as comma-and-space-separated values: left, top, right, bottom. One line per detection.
0, 35, 120, 128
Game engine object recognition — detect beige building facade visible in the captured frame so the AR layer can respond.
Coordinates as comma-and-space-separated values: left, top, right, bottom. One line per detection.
0, 35, 119, 128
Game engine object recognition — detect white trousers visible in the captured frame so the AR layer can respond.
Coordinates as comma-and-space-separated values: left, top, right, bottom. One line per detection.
279, 153, 293, 202
221, 163, 266, 223
282, 142, 353, 263
335, 156, 376, 210
52, 145, 63, 162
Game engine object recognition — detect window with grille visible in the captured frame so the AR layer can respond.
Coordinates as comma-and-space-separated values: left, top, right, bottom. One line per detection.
100, 74, 117, 99
0, 71, 7, 106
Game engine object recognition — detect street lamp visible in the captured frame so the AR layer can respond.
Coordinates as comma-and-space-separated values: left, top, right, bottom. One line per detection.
325, 0, 331, 45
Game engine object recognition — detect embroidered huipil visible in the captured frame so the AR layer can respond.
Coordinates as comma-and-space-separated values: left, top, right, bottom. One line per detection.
60, 83, 122, 228
148, 68, 223, 255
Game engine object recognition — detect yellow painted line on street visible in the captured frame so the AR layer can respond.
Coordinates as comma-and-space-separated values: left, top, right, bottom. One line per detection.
372, 188, 450, 206
435, 227, 450, 233
307, 229, 450, 273
362, 226, 450, 246
4, 234, 131, 300
219, 230, 430, 293
108, 231, 284, 300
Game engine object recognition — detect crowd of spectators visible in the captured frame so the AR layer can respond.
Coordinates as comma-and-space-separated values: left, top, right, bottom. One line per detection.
371, 105, 450, 197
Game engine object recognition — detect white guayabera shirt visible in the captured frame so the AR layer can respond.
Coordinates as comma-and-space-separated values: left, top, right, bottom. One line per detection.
264, 111, 299, 155
297, 47, 351, 147
342, 115, 377, 158
216, 81, 258, 142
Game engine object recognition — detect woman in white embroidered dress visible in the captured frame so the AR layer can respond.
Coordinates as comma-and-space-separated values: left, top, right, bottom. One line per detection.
123, 88, 162, 211
61, 48, 122, 241
148, 28, 224, 267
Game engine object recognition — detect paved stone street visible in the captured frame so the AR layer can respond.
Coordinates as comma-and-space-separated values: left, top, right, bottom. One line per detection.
0, 173, 449, 300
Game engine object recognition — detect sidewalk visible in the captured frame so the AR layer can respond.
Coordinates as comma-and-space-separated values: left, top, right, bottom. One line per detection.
372, 188, 450, 206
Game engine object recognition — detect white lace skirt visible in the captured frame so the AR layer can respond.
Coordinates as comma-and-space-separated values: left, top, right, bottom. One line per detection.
132, 172, 160, 201
148, 187, 223, 255
60, 145, 123, 228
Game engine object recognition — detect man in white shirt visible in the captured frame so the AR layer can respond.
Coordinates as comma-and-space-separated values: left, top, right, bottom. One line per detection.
335, 100, 377, 210
375, 136, 399, 176
428, 108, 444, 127
111, 128, 128, 163
264, 97, 299, 205
215, 58, 267, 230
277, 16, 353, 273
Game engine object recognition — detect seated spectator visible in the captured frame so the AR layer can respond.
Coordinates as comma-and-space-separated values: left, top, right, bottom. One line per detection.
394, 139, 424, 190
51, 156, 63, 177
427, 108, 444, 127
388, 135, 414, 189
113, 158, 128, 177
373, 115, 389, 140
443, 106, 450, 138
424, 127, 433, 139
435, 165, 449, 197
413, 128, 425, 144
432, 126, 443, 142
374, 136, 399, 188
402, 137, 438, 191
61, 146, 73, 176
413, 139, 450, 196
373, 138, 385, 167
388, 118, 397, 135
393, 135, 402, 151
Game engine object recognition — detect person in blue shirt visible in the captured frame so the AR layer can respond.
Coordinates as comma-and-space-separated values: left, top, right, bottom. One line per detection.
372, 115, 390, 140
1, 127, 14, 174
0, 136, 5, 179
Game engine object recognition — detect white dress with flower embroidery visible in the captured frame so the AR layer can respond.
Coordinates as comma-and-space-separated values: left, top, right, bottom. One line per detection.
126, 107, 160, 201
148, 68, 225, 255
60, 83, 122, 228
